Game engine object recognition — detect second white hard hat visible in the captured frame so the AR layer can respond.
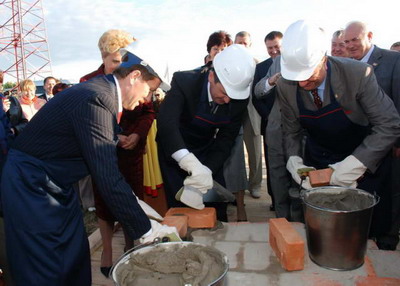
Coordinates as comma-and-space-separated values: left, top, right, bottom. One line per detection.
213, 44, 256, 100
280, 19, 328, 81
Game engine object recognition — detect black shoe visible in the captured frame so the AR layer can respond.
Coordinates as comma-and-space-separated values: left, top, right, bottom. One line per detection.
376, 235, 399, 251
100, 266, 111, 278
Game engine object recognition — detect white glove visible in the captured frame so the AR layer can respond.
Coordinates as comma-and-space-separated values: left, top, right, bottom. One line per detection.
175, 185, 205, 210
178, 153, 213, 193
137, 198, 163, 222
329, 155, 367, 188
139, 219, 182, 244
286, 156, 315, 189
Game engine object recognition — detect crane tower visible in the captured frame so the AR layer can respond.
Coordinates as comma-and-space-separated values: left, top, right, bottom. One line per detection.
0, 0, 52, 84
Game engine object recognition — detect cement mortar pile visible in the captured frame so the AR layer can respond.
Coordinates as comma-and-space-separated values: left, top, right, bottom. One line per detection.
114, 243, 226, 286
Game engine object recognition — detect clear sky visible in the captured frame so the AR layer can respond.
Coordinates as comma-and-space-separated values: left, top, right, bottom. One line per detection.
2, 0, 399, 83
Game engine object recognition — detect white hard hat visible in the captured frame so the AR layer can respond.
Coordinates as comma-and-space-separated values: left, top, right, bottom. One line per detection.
280, 19, 328, 81
119, 42, 171, 91
213, 44, 256, 100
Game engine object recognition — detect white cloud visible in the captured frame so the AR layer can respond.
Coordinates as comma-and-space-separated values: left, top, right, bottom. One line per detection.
3, 0, 399, 83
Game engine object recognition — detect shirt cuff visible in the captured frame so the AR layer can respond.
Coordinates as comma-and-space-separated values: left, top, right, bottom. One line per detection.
264, 79, 274, 92
171, 148, 190, 163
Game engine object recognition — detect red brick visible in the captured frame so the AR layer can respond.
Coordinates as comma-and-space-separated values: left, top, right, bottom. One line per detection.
355, 276, 400, 286
309, 168, 333, 187
165, 207, 216, 228
269, 218, 304, 271
162, 215, 188, 238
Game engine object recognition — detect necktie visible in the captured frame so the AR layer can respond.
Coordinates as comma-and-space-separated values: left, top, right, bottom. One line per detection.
210, 101, 218, 114
311, 89, 323, 109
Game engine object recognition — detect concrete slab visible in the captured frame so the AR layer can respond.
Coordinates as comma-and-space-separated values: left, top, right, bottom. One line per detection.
191, 222, 400, 285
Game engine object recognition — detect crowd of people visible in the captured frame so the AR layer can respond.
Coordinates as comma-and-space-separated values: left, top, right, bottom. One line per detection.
0, 18, 399, 286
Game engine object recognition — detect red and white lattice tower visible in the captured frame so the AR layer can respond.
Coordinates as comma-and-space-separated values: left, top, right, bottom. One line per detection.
0, 0, 52, 84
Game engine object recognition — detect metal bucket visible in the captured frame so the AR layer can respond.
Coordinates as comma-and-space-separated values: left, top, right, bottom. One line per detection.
110, 241, 229, 286
301, 186, 379, 270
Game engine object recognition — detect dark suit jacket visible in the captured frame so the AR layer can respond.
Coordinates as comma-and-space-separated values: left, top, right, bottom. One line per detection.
368, 46, 400, 146
157, 68, 248, 174
12, 75, 151, 239
252, 58, 274, 135
37, 93, 51, 102
368, 46, 400, 113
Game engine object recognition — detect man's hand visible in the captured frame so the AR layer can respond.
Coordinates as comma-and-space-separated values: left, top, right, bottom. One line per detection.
175, 185, 205, 210
268, 72, 281, 86
329, 155, 367, 188
139, 219, 181, 244
178, 153, 213, 193
286, 156, 315, 189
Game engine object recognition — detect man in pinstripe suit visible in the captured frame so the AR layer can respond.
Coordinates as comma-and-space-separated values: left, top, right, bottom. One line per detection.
0, 49, 170, 285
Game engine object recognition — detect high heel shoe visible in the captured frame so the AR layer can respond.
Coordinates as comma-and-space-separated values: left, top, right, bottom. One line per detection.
100, 266, 111, 278
100, 251, 112, 278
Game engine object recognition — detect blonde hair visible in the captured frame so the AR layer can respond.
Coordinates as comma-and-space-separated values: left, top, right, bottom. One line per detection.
19, 79, 36, 93
98, 29, 135, 58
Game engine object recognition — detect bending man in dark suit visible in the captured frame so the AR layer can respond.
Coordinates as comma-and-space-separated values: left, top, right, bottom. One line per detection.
0, 47, 175, 286
157, 44, 255, 221
344, 21, 400, 250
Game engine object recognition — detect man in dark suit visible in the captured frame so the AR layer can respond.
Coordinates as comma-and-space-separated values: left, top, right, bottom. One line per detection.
37, 76, 57, 101
157, 44, 255, 221
0, 48, 173, 285
344, 21, 400, 250
252, 31, 283, 211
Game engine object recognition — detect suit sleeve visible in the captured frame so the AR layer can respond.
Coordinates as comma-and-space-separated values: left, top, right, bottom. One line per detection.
157, 73, 189, 158
277, 80, 304, 158
71, 94, 151, 239
391, 55, 400, 147
351, 66, 400, 172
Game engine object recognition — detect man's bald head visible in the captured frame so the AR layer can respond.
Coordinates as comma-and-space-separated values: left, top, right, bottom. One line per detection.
344, 21, 373, 60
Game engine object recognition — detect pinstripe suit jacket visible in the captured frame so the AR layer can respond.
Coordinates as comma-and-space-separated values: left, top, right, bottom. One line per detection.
12, 74, 151, 239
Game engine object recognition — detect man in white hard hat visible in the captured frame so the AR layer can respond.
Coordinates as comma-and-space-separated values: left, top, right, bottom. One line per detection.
157, 44, 255, 221
0, 47, 179, 286
277, 19, 400, 250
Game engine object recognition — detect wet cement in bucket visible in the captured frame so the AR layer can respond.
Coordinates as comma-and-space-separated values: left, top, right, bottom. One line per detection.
305, 188, 375, 211
114, 243, 226, 286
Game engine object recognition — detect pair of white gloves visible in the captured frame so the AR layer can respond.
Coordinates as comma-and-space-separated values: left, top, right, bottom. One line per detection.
286, 155, 367, 189
175, 152, 213, 209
